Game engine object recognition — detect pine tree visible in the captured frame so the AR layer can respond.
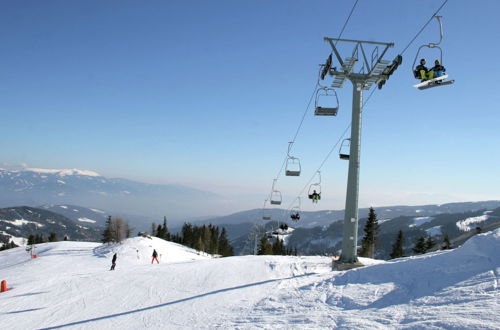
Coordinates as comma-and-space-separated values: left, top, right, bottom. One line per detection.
389, 230, 405, 259
102, 216, 113, 243
425, 236, 436, 251
218, 228, 233, 257
63, 236, 68, 241
156, 224, 163, 238
274, 238, 287, 255
28, 235, 35, 245
35, 234, 44, 243
162, 216, 170, 240
257, 235, 273, 255
102, 216, 129, 243
48, 232, 58, 242
0, 241, 18, 251
359, 207, 379, 258
412, 236, 427, 254
442, 233, 452, 250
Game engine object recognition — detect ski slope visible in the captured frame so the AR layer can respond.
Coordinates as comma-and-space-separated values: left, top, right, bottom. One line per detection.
1, 232, 499, 329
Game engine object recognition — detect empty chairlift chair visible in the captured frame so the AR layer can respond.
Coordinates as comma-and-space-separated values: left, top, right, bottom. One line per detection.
262, 200, 272, 220
270, 190, 282, 205
285, 157, 301, 176
339, 138, 350, 160
285, 142, 301, 176
269, 179, 282, 205
315, 87, 339, 116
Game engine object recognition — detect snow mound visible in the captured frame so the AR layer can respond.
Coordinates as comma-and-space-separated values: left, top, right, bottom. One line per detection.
93, 236, 212, 264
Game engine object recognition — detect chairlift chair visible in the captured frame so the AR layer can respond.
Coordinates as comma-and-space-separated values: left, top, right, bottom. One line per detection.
285, 142, 301, 176
290, 198, 301, 221
339, 138, 350, 160
285, 157, 301, 176
315, 87, 339, 116
270, 190, 282, 205
308, 171, 322, 202
262, 200, 271, 220
290, 209, 300, 221
269, 179, 282, 205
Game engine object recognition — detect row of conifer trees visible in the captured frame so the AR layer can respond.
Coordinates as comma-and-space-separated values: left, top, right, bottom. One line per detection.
151, 217, 233, 257
358, 207, 453, 260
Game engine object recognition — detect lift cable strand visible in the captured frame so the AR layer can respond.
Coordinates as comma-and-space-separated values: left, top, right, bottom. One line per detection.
283, 87, 377, 214
400, 0, 449, 55
334, 0, 360, 47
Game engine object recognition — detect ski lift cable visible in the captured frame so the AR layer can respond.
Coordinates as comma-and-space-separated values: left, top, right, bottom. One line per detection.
272, 66, 322, 183
273, 0, 362, 180
283, 87, 377, 213
333, 0, 360, 48
399, 0, 449, 55
266, 0, 362, 202
280, 0, 449, 213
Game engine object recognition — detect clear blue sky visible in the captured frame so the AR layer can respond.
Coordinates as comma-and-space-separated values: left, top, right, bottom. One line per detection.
1, 0, 499, 214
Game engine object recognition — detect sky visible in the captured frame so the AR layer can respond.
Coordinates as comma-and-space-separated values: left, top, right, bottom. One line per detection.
1, 0, 499, 214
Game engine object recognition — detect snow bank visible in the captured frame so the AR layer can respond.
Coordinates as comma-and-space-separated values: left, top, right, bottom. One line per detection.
94, 236, 212, 265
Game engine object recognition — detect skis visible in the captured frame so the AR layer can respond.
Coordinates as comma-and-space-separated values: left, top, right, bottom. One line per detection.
418, 79, 455, 90
413, 75, 454, 90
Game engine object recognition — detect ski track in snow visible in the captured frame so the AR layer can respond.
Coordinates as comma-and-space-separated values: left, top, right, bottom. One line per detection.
1, 232, 500, 329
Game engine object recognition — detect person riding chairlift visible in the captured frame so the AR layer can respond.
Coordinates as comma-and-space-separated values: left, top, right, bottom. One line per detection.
291, 212, 300, 220
415, 59, 447, 83
431, 59, 446, 79
310, 190, 321, 204
415, 58, 434, 82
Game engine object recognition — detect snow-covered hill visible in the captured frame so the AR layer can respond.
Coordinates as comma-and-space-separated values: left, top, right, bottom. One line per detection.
0, 206, 102, 245
1, 231, 499, 329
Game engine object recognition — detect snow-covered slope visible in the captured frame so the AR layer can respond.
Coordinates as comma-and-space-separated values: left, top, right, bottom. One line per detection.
1, 232, 499, 329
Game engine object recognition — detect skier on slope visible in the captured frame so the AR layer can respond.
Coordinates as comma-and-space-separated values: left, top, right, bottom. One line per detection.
152, 249, 159, 264
110, 253, 117, 271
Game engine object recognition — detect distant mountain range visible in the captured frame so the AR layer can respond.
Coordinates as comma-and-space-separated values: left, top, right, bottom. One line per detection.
0, 168, 224, 223
0, 206, 102, 245
199, 201, 500, 258
198, 200, 500, 229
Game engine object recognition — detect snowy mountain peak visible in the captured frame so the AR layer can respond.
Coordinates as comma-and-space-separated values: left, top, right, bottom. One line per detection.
25, 168, 101, 177
0, 167, 101, 177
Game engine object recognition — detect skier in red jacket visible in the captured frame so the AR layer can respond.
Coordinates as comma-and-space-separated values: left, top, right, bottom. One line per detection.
151, 249, 159, 264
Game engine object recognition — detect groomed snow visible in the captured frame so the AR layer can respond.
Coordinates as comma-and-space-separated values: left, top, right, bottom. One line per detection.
1, 231, 499, 329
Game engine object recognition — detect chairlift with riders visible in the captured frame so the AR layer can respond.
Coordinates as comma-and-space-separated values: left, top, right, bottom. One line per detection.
412, 15, 454, 90
308, 171, 322, 203
290, 197, 301, 221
